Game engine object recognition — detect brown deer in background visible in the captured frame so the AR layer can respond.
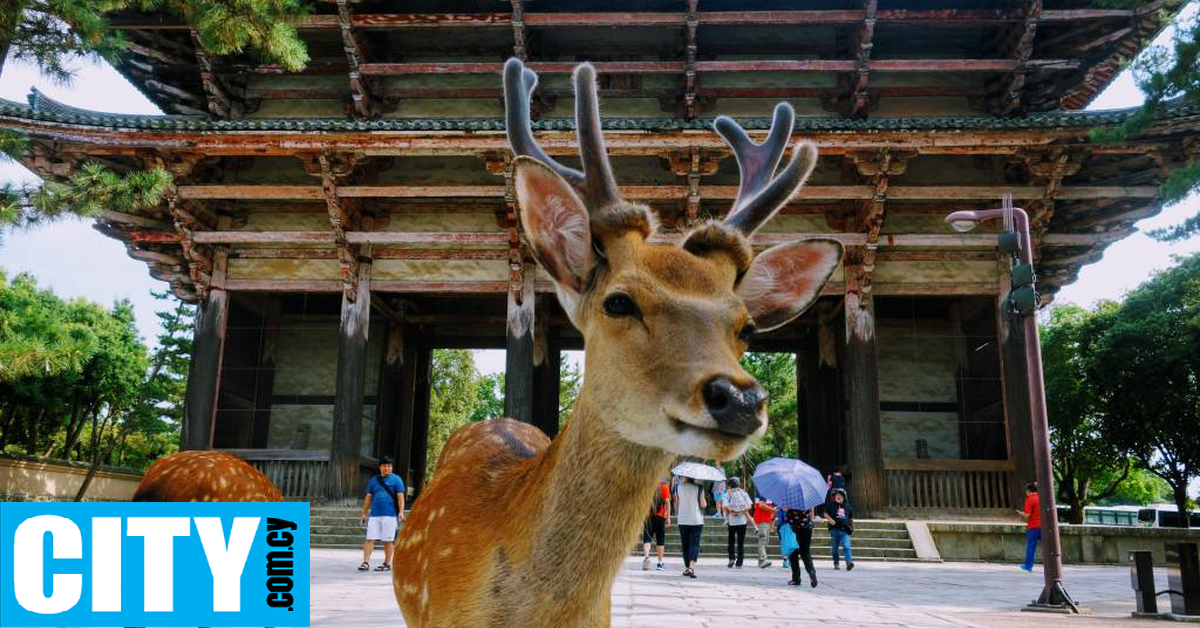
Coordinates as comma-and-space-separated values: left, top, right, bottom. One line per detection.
133, 450, 283, 502
392, 58, 842, 628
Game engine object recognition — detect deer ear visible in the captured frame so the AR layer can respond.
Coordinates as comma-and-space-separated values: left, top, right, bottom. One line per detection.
738, 240, 843, 331
514, 156, 596, 314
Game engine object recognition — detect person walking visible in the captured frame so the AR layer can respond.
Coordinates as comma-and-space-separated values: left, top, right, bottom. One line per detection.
786, 508, 818, 587
822, 467, 846, 517
1017, 483, 1041, 572
824, 488, 854, 571
359, 455, 406, 572
723, 478, 753, 568
642, 477, 672, 571
751, 497, 776, 568
675, 476, 706, 578
713, 481, 728, 519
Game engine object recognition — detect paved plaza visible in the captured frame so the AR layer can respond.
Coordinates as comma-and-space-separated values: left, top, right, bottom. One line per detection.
313, 548, 1166, 627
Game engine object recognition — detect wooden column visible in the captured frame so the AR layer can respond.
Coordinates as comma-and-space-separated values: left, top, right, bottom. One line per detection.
844, 264, 886, 515
533, 344, 562, 437
505, 263, 536, 423
409, 346, 434, 498
326, 262, 372, 504
998, 258, 1037, 507
181, 286, 228, 450
802, 303, 846, 473
374, 322, 404, 460
392, 328, 419, 490
181, 250, 228, 451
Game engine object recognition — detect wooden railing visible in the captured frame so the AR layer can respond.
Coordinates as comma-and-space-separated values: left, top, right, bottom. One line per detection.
227, 449, 328, 499
884, 458, 1015, 510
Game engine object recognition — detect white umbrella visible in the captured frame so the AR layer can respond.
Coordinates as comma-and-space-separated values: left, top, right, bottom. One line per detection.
671, 461, 726, 482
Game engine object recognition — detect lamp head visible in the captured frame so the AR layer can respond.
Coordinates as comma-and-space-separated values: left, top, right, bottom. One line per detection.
945, 211, 980, 233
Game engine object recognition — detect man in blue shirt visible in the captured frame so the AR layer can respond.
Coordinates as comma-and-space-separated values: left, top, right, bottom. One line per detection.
359, 455, 406, 572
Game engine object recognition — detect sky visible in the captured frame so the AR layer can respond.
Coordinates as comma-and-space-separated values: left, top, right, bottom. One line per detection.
1, 6, 1198, 365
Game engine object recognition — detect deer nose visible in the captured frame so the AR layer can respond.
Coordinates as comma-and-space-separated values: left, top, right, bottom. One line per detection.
702, 377, 766, 436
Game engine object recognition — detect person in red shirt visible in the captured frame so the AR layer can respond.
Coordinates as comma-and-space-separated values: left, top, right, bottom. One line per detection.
751, 498, 777, 568
641, 479, 672, 571
1016, 483, 1041, 572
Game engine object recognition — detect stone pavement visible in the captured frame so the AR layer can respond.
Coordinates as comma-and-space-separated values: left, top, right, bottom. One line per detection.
314, 548, 1163, 627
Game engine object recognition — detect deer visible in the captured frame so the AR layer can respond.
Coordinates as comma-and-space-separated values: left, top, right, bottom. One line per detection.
391, 58, 842, 628
132, 450, 283, 502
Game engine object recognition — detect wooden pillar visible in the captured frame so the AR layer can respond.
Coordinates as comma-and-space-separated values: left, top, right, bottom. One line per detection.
392, 327, 419, 490
181, 287, 228, 450
505, 263, 535, 423
998, 258, 1037, 508
182, 250, 228, 451
533, 344, 562, 438
844, 266, 886, 516
802, 303, 845, 473
326, 263, 372, 504
409, 346, 434, 498
374, 322, 404, 460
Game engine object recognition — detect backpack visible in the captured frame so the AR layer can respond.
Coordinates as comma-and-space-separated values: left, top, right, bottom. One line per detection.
374, 474, 400, 513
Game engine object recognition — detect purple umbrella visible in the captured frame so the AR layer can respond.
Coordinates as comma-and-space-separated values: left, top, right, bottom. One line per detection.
752, 457, 827, 511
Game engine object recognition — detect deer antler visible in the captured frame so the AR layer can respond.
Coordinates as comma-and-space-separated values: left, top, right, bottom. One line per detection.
714, 103, 819, 235
503, 58, 621, 210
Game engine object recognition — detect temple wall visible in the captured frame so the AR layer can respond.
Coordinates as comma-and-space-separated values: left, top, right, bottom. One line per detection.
877, 321, 961, 459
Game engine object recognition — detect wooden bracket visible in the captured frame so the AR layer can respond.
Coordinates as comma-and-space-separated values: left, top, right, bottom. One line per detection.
844, 0, 878, 118
337, 0, 375, 119
190, 30, 243, 119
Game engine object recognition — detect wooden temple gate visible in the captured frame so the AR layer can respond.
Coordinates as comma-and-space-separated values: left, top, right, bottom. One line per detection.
2, 0, 1197, 514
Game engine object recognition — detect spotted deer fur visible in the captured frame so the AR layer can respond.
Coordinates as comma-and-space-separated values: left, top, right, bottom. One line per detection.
133, 450, 283, 502
392, 59, 842, 628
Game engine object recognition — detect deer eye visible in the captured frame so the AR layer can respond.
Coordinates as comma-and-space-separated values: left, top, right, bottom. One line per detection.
738, 323, 758, 342
603, 293, 639, 318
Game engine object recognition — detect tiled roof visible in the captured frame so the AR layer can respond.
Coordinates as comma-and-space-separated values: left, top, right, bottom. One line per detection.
3, 89, 1199, 133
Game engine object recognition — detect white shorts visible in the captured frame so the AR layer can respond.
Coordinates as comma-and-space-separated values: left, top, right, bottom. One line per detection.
366, 516, 398, 541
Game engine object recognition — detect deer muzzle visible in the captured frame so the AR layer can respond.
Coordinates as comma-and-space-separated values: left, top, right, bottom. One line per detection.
701, 376, 766, 437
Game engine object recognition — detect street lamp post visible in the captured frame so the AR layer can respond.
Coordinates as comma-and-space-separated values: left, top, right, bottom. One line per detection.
945, 196, 1078, 612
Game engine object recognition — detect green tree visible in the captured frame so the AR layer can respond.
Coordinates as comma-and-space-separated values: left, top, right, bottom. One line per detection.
425, 349, 480, 483
1084, 253, 1200, 527
1, 0, 310, 81
1095, 467, 1174, 506
1091, 1, 1199, 240
1042, 304, 1135, 524
720, 352, 798, 488
558, 353, 582, 428
1, 0, 310, 234
74, 291, 193, 499
0, 273, 192, 491
468, 372, 503, 423
0, 156, 172, 236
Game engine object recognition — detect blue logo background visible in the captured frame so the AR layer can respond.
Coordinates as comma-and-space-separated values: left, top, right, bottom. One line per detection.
0, 502, 310, 627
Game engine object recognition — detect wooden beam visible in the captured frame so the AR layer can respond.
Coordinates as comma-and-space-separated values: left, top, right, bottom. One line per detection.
337, 0, 373, 118
845, 0, 878, 118
174, 184, 1156, 201
189, 30, 238, 118
992, 0, 1042, 116
114, 8, 1138, 30
510, 0, 527, 60
683, 0, 699, 120
357, 58, 1079, 76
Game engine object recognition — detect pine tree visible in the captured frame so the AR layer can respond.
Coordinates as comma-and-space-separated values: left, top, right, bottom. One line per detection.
0, 0, 310, 80
1092, 1, 1200, 240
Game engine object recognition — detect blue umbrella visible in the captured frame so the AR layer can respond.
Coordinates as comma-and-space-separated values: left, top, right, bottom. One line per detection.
752, 457, 828, 511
